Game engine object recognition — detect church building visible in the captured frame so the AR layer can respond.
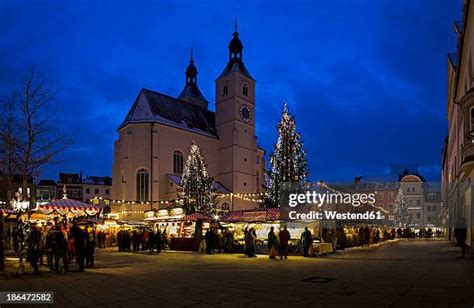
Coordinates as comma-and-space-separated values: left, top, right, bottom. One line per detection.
111, 26, 266, 220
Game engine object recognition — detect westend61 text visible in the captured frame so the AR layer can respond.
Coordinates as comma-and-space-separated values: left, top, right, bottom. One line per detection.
289, 210, 383, 220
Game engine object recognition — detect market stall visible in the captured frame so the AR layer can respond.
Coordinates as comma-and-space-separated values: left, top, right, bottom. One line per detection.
219, 207, 323, 255
38, 198, 102, 221
143, 208, 214, 251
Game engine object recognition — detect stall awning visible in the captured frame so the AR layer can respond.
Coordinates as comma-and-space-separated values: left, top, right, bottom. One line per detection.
41, 199, 101, 211
181, 213, 214, 222
220, 206, 312, 223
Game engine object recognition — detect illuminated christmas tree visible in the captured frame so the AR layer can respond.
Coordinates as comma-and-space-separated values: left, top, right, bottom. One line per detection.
394, 186, 409, 227
267, 103, 308, 207
180, 141, 214, 215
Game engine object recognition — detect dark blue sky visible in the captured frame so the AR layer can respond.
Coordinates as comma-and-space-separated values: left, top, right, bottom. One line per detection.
0, 0, 460, 182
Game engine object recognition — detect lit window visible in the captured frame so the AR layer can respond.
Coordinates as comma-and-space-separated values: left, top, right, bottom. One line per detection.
173, 150, 184, 174
136, 168, 149, 202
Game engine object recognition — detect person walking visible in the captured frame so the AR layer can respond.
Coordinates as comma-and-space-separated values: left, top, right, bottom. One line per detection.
278, 226, 290, 260
301, 227, 312, 257
243, 227, 250, 257
455, 220, 467, 258
224, 228, 234, 253
71, 224, 86, 272
267, 227, 278, 259
27, 226, 42, 274
364, 225, 371, 247
252, 228, 258, 257
148, 230, 155, 253
51, 225, 68, 273
155, 229, 162, 253
205, 229, 213, 254
85, 227, 96, 268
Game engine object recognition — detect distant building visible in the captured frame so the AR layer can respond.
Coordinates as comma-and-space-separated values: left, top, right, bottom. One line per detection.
36, 179, 57, 205
355, 164, 442, 228
82, 176, 112, 203
57, 172, 83, 201
0, 173, 35, 208
442, 0, 474, 254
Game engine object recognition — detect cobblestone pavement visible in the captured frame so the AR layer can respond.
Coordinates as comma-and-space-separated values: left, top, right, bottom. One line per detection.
0, 239, 473, 307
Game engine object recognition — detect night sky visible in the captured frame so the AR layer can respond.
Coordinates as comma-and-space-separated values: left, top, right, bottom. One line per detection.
0, 0, 461, 183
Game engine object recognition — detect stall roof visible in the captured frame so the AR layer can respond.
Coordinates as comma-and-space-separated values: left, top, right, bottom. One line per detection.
41, 198, 102, 210
220, 206, 312, 223
181, 212, 214, 222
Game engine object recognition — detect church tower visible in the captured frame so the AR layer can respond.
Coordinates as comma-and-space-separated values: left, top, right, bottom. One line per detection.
178, 51, 209, 109
215, 23, 258, 195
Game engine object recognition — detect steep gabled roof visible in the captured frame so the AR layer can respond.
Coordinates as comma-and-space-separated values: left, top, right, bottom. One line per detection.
217, 60, 254, 81
119, 88, 217, 138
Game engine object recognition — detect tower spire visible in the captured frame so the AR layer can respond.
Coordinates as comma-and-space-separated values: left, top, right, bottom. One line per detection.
178, 50, 208, 109
229, 19, 243, 63
234, 17, 238, 34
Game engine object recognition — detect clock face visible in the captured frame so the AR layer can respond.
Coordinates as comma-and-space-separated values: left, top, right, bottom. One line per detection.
239, 104, 252, 123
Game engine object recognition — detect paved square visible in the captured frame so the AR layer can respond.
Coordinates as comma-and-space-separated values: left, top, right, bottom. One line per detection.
0, 239, 473, 307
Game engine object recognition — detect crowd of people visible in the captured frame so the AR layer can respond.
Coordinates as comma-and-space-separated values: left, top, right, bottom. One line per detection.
116, 228, 169, 253
25, 221, 98, 274
203, 228, 235, 254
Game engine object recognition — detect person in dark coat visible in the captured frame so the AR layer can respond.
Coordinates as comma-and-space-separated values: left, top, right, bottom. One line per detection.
455, 220, 467, 258
205, 229, 214, 254
301, 227, 312, 257
51, 226, 68, 273
267, 227, 278, 259
155, 229, 162, 253
71, 224, 86, 272
85, 228, 96, 268
131, 230, 139, 252
27, 226, 42, 274
278, 226, 291, 260
148, 230, 155, 253
364, 226, 371, 247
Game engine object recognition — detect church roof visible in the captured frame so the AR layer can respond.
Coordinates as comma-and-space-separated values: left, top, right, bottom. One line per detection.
177, 83, 208, 104
119, 88, 217, 138
217, 60, 254, 81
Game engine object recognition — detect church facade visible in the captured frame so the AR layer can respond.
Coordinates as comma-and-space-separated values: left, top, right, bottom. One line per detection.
111, 27, 266, 220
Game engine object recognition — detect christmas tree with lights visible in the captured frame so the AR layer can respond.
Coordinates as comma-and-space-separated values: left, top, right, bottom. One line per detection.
394, 186, 409, 227
180, 141, 214, 215
267, 103, 308, 207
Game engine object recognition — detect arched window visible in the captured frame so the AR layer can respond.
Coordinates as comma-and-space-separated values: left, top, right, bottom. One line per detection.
136, 168, 149, 202
223, 83, 229, 96
243, 83, 248, 96
173, 150, 184, 174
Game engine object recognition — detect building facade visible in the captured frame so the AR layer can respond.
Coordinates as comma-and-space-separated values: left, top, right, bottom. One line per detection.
356, 164, 442, 228
36, 179, 57, 205
442, 0, 474, 254
112, 26, 266, 220
82, 176, 112, 203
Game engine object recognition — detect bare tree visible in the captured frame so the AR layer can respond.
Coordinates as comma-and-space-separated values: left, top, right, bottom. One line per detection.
0, 97, 19, 202
0, 64, 72, 202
